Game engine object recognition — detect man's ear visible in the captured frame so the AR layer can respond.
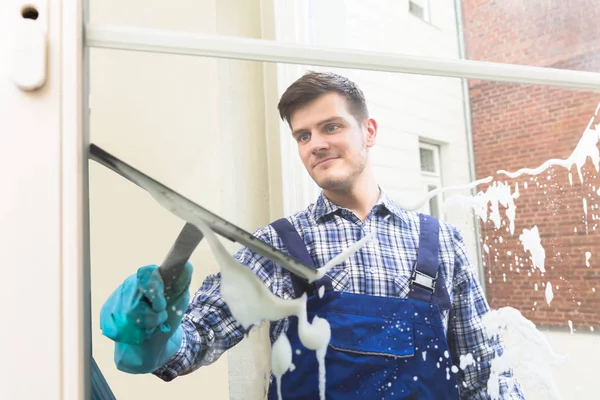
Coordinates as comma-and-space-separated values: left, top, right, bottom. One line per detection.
365, 118, 378, 148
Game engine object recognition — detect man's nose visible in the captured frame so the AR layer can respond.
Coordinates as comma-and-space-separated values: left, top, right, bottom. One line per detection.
309, 132, 329, 153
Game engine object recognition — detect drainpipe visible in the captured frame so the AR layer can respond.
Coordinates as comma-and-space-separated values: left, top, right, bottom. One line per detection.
453, 0, 487, 295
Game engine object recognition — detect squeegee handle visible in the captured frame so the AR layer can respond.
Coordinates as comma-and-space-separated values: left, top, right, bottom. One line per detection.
158, 222, 203, 291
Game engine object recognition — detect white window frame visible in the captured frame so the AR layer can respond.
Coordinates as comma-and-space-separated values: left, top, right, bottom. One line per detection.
1, 1, 87, 400
5, 1, 600, 397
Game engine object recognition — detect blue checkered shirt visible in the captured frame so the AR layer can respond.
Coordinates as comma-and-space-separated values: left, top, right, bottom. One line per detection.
153, 189, 525, 399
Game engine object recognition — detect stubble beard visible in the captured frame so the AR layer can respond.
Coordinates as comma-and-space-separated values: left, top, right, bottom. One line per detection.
316, 148, 368, 194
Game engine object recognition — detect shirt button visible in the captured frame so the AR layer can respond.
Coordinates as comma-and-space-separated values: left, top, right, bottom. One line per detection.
369, 267, 377, 274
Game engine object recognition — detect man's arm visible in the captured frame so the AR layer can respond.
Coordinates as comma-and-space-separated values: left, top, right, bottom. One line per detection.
447, 226, 526, 399
152, 226, 294, 381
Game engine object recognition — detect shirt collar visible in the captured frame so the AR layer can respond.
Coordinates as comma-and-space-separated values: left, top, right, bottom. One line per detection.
311, 186, 410, 224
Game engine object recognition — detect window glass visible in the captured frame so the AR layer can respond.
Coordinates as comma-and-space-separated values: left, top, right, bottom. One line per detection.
420, 146, 437, 173
86, 1, 600, 399
89, 51, 599, 399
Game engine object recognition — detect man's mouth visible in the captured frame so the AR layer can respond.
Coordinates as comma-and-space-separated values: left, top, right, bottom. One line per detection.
314, 157, 338, 168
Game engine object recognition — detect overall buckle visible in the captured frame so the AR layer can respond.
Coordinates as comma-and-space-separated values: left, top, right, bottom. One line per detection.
411, 270, 437, 293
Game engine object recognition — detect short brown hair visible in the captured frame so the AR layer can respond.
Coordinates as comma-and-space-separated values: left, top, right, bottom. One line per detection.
277, 71, 369, 126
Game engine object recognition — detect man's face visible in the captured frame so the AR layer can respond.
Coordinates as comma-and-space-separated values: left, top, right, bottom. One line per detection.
290, 92, 377, 192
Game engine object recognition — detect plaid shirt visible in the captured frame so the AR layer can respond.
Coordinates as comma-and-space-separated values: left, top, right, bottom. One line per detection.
153, 189, 525, 399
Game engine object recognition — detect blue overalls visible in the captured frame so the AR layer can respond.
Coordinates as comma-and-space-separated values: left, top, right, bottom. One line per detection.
267, 214, 460, 400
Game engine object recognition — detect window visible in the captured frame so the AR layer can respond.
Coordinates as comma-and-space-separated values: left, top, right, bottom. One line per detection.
409, 0, 431, 23
419, 145, 438, 174
419, 142, 443, 219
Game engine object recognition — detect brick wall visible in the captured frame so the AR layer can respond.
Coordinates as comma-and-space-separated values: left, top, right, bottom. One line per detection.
461, 0, 600, 68
461, 0, 600, 330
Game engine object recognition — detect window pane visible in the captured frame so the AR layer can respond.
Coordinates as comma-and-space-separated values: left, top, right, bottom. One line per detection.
420, 147, 437, 173
87, 54, 599, 400
409, 1, 426, 21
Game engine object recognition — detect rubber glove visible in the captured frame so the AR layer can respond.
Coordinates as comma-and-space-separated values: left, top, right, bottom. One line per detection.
100, 262, 193, 374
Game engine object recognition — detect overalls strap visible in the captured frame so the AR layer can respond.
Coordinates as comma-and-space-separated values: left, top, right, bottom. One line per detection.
270, 218, 333, 297
408, 214, 452, 310
270, 218, 316, 268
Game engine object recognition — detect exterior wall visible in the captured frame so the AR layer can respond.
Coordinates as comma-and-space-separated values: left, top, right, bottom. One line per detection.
461, 0, 600, 329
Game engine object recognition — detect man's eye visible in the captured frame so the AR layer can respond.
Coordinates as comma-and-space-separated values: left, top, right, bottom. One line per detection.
326, 124, 340, 132
299, 133, 311, 142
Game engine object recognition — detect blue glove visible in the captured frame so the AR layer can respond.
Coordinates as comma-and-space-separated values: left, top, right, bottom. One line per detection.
99, 262, 193, 374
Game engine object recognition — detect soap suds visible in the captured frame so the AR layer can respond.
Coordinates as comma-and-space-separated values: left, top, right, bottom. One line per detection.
483, 307, 567, 400
545, 282, 554, 306
519, 226, 546, 274
441, 112, 599, 241
497, 116, 600, 183
271, 333, 293, 400
399, 176, 493, 211
445, 181, 518, 235
585, 252, 592, 267
318, 285, 325, 298
459, 353, 475, 370
568, 320, 574, 334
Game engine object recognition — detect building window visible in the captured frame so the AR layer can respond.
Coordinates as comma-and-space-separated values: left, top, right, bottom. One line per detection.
409, 0, 430, 23
419, 142, 440, 177
419, 142, 443, 219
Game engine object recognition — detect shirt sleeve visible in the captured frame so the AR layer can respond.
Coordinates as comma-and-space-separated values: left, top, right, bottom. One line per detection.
152, 225, 294, 381
447, 226, 527, 399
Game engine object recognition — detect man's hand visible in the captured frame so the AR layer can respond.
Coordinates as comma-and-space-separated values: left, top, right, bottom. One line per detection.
99, 262, 193, 373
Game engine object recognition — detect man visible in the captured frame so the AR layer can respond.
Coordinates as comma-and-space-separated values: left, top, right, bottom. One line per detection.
100, 72, 525, 399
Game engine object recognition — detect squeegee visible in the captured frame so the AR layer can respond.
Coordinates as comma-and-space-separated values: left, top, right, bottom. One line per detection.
88, 143, 319, 282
